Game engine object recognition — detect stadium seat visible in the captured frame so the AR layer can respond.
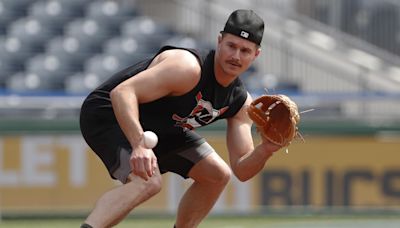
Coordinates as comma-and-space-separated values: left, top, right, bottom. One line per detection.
85, 0, 138, 34
28, 0, 84, 35
6, 71, 63, 92
64, 72, 101, 94
163, 35, 211, 50
121, 16, 175, 52
83, 54, 123, 81
0, 56, 23, 88
7, 17, 55, 52
1, 1, 217, 95
0, 0, 32, 16
0, 0, 25, 35
46, 36, 95, 71
25, 54, 75, 82
0, 59, 14, 88
65, 18, 115, 53
55, 0, 91, 8
103, 36, 153, 69
0, 36, 35, 67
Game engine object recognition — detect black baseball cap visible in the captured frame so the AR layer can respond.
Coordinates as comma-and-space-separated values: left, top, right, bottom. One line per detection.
222, 9, 264, 45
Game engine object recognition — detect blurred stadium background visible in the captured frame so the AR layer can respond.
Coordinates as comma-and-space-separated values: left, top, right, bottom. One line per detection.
0, 0, 400, 226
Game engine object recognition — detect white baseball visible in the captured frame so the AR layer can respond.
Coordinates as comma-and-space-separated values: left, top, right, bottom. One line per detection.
142, 131, 158, 149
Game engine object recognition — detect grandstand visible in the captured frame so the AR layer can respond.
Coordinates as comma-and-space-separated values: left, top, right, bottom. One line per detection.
0, 0, 160, 94
138, 0, 400, 124
0, 0, 399, 125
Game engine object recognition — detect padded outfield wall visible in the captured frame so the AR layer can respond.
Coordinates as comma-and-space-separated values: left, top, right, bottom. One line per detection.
0, 120, 400, 216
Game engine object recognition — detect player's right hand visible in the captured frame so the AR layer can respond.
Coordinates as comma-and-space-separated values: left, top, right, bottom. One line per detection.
129, 147, 158, 181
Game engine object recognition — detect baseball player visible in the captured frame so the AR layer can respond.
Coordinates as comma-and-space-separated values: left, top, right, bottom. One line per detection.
79, 9, 282, 228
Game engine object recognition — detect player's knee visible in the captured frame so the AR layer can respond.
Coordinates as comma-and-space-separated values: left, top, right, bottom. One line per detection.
211, 163, 232, 186
220, 165, 232, 185
190, 153, 232, 186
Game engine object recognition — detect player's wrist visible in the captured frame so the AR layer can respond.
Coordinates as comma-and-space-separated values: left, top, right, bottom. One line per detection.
133, 131, 159, 150
131, 132, 145, 149
259, 139, 281, 156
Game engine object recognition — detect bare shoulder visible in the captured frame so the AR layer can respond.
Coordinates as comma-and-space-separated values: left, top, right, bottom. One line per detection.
237, 92, 254, 115
151, 49, 201, 74
131, 49, 201, 97
244, 92, 253, 105
229, 92, 253, 124
149, 49, 201, 96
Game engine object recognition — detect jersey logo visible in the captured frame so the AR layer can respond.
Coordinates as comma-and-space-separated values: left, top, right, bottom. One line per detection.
172, 92, 228, 131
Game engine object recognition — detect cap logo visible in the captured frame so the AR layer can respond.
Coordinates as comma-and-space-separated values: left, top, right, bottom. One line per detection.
240, 31, 249, 38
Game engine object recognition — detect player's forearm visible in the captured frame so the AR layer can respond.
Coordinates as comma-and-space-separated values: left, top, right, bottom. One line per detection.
233, 144, 273, 182
110, 86, 143, 147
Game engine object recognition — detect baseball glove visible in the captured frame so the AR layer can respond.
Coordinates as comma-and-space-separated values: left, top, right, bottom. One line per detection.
247, 94, 300, 147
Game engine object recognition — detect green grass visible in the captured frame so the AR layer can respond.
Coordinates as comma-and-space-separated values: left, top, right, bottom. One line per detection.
1, 215, 400, 228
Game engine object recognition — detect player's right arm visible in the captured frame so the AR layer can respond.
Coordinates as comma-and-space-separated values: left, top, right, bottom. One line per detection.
110, 49, 201, 180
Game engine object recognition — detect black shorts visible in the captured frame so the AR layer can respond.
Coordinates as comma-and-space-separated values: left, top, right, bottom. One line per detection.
79, 101, 214, 183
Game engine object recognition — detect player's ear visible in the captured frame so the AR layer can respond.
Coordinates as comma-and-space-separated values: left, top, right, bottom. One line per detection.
217, 34, 223, 52
255, 48, 261, 57
218, 33, 223, 44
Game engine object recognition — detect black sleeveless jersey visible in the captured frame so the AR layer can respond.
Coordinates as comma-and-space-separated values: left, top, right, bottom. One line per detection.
82, 46, 248, 154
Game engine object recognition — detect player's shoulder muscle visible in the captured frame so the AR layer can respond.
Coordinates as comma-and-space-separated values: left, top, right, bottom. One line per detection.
151, 49, 201, 95
152, 49, 201, 74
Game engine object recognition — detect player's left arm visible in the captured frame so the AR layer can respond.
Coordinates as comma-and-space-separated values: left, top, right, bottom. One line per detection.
226, 93, 280, 182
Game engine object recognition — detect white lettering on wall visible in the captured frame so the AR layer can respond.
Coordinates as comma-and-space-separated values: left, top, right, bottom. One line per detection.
0, 135, 88, 187
59, 136, 87, 187
22, 136, 56, 186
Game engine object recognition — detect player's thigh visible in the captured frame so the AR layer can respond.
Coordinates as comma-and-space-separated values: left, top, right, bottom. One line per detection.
188, 151, 231, 185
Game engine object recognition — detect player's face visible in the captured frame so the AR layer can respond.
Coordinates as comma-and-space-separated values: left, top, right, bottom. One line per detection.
216, 33, 260, 77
